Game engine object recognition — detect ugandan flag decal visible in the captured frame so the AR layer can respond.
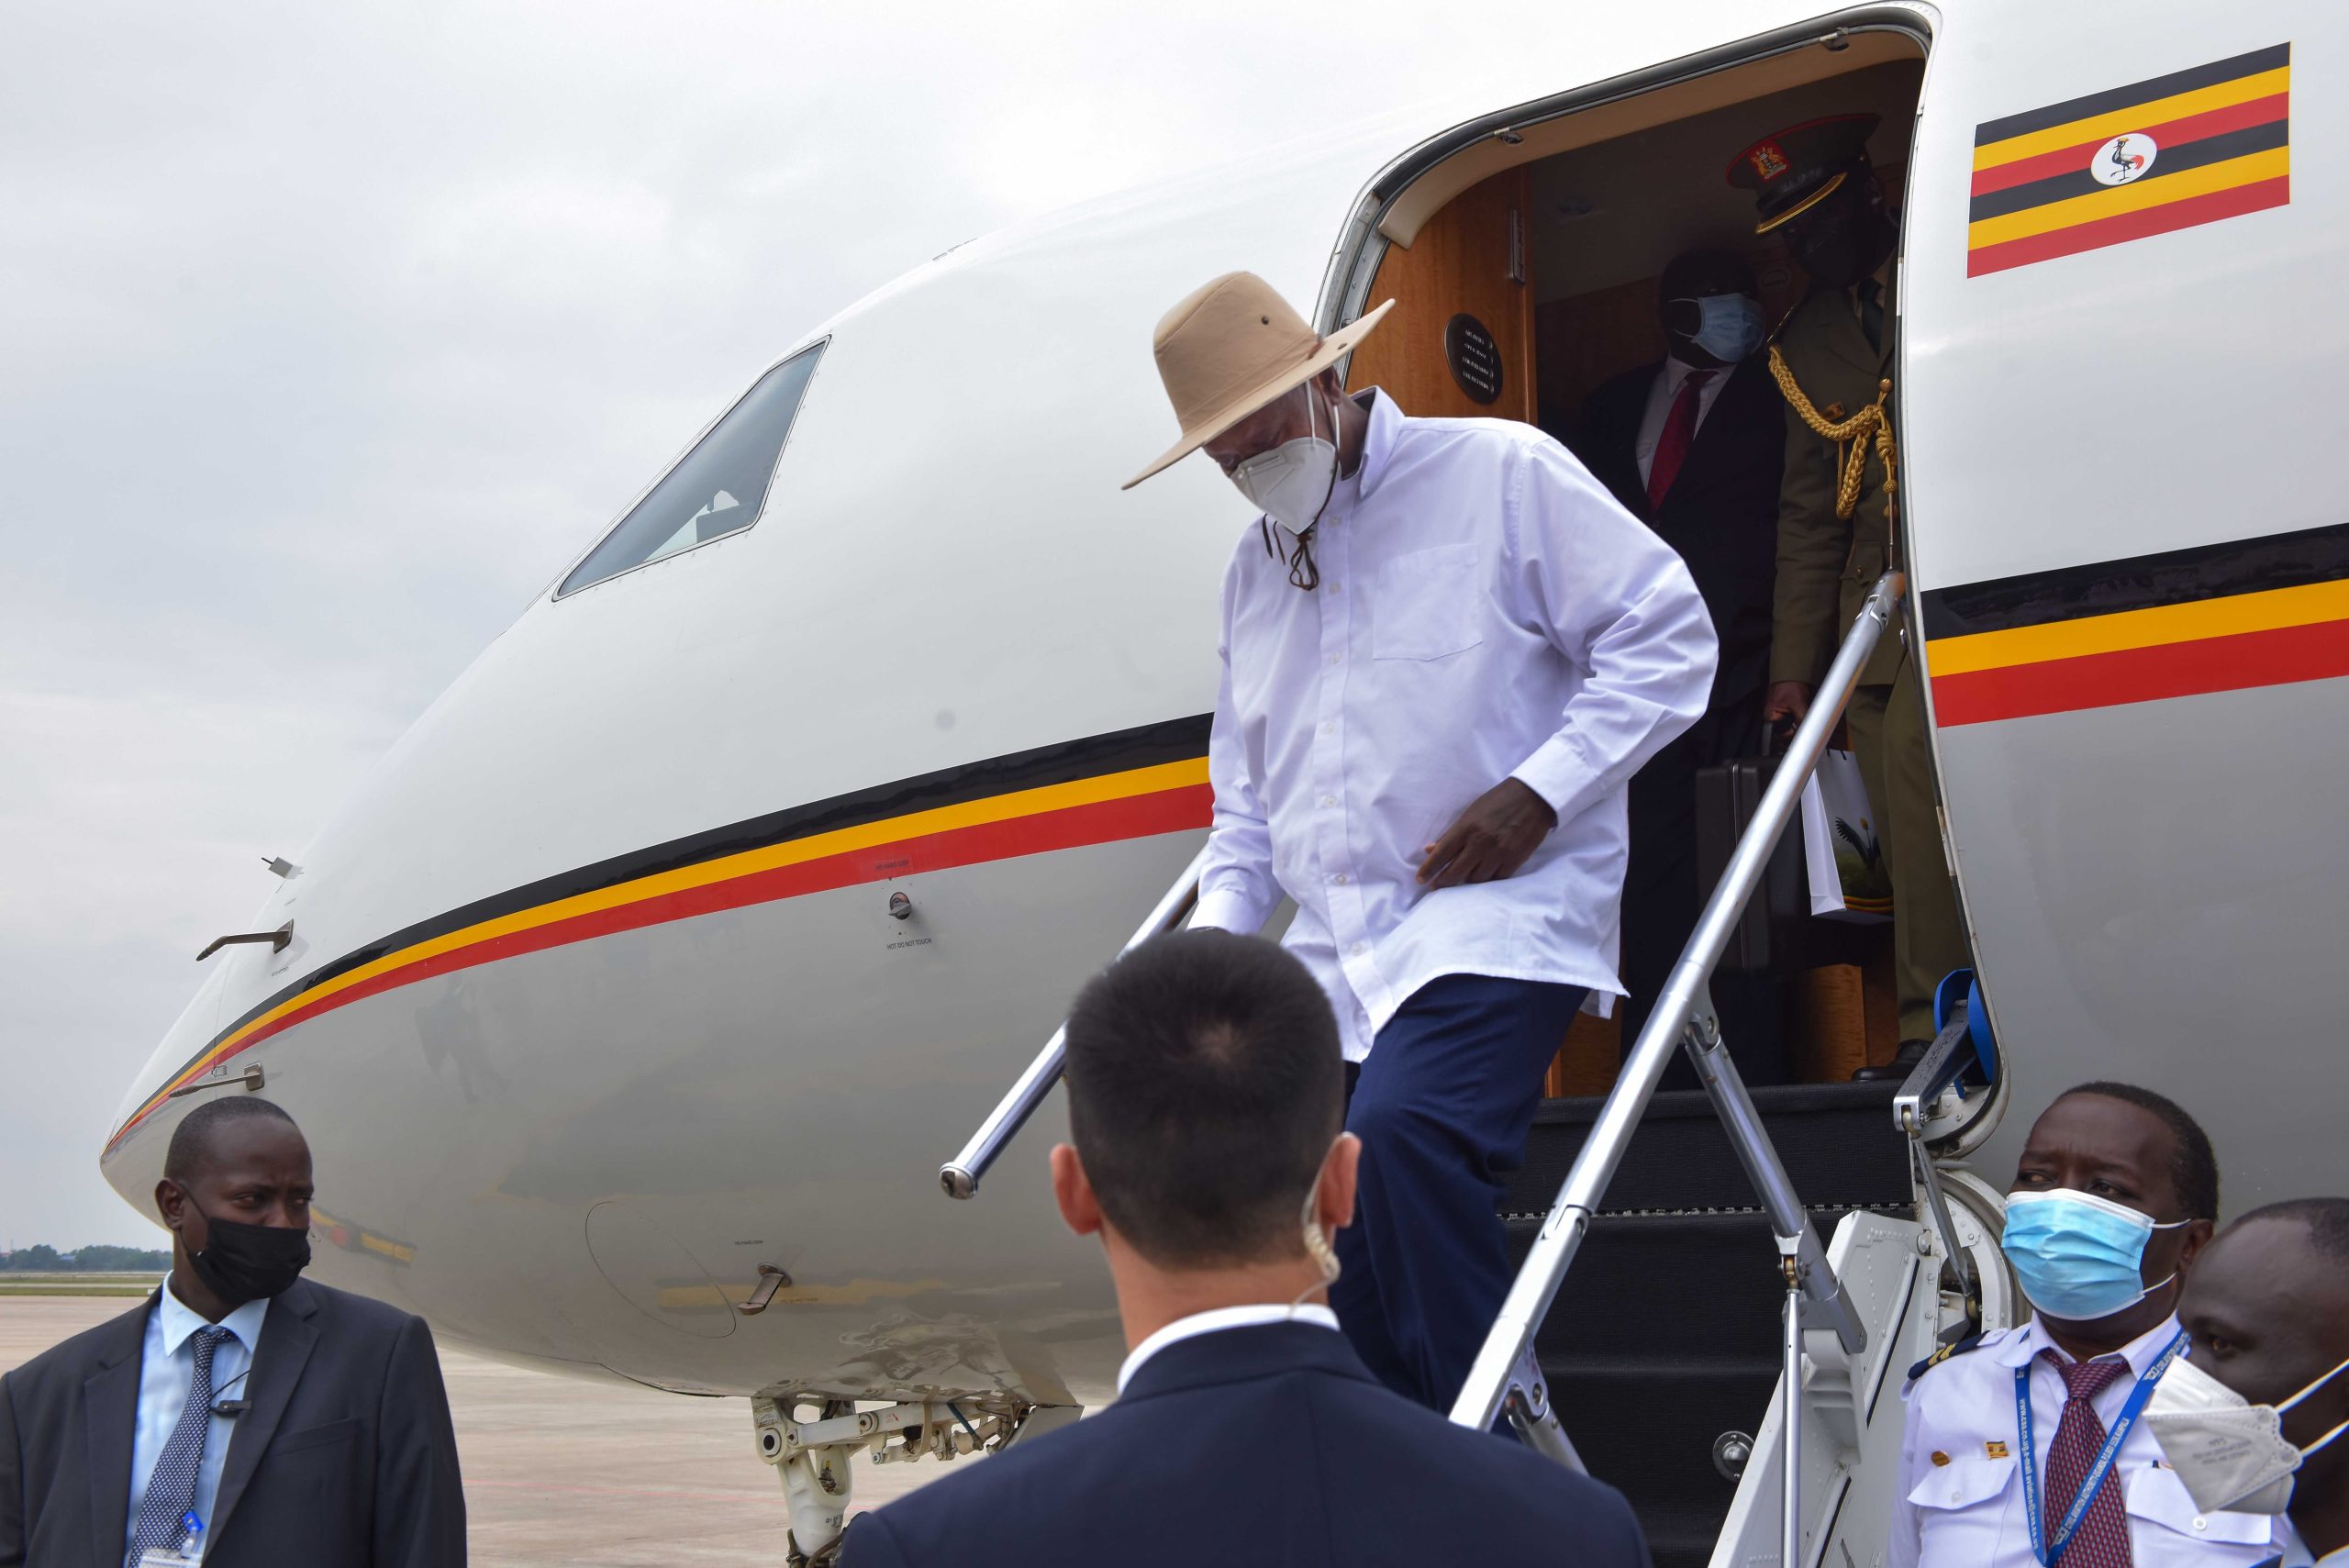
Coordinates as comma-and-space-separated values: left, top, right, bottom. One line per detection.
1968, 43, 2290, 276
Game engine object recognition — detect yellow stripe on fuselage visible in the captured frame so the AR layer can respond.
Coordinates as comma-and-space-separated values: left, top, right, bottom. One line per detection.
1926, 579, 2349, 676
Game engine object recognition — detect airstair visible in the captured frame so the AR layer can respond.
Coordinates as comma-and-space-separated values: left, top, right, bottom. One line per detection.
941, 571, 2015, 1568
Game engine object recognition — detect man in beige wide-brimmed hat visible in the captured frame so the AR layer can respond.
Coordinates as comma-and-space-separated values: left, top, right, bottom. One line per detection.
1125, 271, 1719, 1415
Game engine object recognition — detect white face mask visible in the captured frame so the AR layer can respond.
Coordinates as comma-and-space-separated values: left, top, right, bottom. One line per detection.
1230, 385, 1339, 535
2145, 1347, 2349, 1514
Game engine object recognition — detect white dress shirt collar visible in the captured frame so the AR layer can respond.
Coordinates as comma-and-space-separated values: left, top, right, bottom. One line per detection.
1116, 1303, 1340, 1395
156, 1271, 270, 1358
1996, 1311, 2184, 1373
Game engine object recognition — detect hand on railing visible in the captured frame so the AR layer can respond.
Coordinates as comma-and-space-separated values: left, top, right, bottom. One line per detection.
1448, 572, 1905, 1440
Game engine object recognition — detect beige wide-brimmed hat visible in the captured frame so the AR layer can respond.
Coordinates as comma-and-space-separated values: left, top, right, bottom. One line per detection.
1123, 272, 1394, 490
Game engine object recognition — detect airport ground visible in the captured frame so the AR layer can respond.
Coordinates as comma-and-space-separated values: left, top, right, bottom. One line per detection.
1, 1294, 959, 1564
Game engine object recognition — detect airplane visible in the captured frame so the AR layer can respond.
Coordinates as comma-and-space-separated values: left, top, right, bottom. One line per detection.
100, 3, 2345, 1563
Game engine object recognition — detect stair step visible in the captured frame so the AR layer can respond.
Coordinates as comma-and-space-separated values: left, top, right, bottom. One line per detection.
1541, 1358, 1778, 1565
1504, 1208, 1902, 1362
1505, 1081, 1910, 1215
1490, 1082, 1916, 1566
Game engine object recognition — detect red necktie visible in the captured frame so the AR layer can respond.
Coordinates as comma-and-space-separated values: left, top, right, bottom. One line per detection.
2042, 1352, 2133, 1568
1645, 368, 1714, 510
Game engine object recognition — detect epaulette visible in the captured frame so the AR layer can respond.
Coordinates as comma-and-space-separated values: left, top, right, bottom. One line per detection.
1908, 1331, 1987, 1385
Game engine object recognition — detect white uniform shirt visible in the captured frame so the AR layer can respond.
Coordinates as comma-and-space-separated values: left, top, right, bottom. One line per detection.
1192, 388, 1716, 1059
1116, 1304, 1341, 1394
126, 1274, 270, 1555
1632, 356, 1731, 488
1891, 1315, 2283, 1568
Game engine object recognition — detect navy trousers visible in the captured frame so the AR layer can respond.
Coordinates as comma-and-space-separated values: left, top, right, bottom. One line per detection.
1330, 973, 1589, 1413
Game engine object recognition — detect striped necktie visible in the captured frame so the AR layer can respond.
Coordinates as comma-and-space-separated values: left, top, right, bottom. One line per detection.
128, 1325, 229, 1563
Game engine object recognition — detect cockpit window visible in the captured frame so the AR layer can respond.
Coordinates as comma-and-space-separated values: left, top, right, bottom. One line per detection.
557, 341, 826, 595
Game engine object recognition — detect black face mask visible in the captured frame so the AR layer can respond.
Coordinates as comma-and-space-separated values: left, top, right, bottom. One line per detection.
1789, 177, 1898, 290
181, 1191, 311, 1305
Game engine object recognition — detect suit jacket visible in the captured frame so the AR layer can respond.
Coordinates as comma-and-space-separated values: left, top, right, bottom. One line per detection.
0, 1278, 465, 1568
841, 1322, 1650, 1568
1576, 353, 1784, 759
1767, 284, 1902, 690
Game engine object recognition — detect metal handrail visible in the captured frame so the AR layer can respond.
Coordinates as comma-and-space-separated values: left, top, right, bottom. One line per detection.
1449, 571, 1905, 1437
940, 845, 1213, 1199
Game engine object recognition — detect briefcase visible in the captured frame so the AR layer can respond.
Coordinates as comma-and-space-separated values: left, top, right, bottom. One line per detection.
1695, 733, 1868, 974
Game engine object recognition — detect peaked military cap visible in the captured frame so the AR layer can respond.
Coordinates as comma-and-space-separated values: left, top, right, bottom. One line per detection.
1727, 113, 1881, 233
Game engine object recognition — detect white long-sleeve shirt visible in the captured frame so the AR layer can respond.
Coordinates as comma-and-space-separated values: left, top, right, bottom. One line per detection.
1191, 388, 1716, 1061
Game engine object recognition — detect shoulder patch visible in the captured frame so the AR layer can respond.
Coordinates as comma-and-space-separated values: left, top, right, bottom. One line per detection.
1908, 1331, 1987, 1385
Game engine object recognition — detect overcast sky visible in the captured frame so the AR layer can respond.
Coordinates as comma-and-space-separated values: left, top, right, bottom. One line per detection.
11, 0, 1718, 1246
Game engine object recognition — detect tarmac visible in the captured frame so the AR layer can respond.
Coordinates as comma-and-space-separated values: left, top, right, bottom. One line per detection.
1, 1295, 960, 1564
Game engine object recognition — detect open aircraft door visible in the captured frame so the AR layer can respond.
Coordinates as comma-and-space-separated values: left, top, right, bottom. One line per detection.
1898, 6, 2348, 1203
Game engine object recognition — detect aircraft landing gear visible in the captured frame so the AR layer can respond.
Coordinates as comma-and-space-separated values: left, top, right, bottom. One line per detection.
751, 1393, 1042, 1563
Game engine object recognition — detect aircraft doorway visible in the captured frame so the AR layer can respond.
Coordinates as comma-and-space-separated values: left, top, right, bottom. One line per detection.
1343, 32, 1928, 1098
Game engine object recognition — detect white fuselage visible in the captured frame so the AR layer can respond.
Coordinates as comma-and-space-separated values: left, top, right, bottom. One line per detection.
104, 0, 2349, 1415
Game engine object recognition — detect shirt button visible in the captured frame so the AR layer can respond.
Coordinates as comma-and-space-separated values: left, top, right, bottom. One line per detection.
2192, 1518, 2208, 1531
1328, 583, 1341, 594
1327, 652, 1341, 666
1350, 941, 1367, 956
1332, 873, 1350, 885
1320, 721, 1335, 735
1320, 795, 1337, 808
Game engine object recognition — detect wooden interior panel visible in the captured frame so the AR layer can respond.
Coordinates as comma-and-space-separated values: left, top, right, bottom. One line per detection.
1346, 168, 1533, 424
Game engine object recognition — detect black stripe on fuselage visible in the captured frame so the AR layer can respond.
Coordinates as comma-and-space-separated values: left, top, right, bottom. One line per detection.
1920, 519, 2349, 640
1967, 118, 2288, 223
199, 713, 1214, 1056
1973, 43, 2290, 147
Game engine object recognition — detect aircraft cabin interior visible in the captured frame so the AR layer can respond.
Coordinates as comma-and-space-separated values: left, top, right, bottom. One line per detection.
1341, 34, 1927, 1099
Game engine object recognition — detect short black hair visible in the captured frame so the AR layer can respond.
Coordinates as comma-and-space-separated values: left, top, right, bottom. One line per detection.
2054, 1081, 2220, 1220
163, 1095, 300, 1184
2235, 1197, 2349, 1266
1062, 930, 1342, 1269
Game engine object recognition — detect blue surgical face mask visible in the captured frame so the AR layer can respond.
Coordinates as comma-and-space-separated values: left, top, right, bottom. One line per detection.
1672, 293, 1765, 362
2001, 1187, 2191, 1322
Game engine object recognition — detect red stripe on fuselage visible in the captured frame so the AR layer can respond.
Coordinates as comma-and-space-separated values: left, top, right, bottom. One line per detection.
1932, 617, 2349, 726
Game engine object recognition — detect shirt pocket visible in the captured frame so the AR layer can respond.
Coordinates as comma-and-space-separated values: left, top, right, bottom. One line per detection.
1909, 1452, 2017, 1564
1372, 544, 1486, 662
2122, 1464, 2281, 1557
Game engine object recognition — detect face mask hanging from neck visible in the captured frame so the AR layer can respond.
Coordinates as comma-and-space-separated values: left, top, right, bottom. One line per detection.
1232, 384, 1338, 588
2000, 1187, 2190, 1322
2146, 1350, 2349, 1514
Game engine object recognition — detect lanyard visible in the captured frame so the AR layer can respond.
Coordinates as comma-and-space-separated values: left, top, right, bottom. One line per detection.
2016, 1329, 2189, 1567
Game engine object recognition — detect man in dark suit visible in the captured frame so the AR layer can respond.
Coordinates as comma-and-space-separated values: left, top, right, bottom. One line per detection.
844, 930, 1649, 1568
1575, 247, 1787, 1084
0, 1096, 465, 1566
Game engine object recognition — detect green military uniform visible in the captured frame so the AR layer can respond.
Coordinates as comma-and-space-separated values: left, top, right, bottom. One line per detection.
1730, 112, 1970, 1045
1769, 282, 1968, 1041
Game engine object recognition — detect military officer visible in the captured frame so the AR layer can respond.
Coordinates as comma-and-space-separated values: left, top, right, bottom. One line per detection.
1890, 1082, 2282, 1568
1731, 114, 1970, 1074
